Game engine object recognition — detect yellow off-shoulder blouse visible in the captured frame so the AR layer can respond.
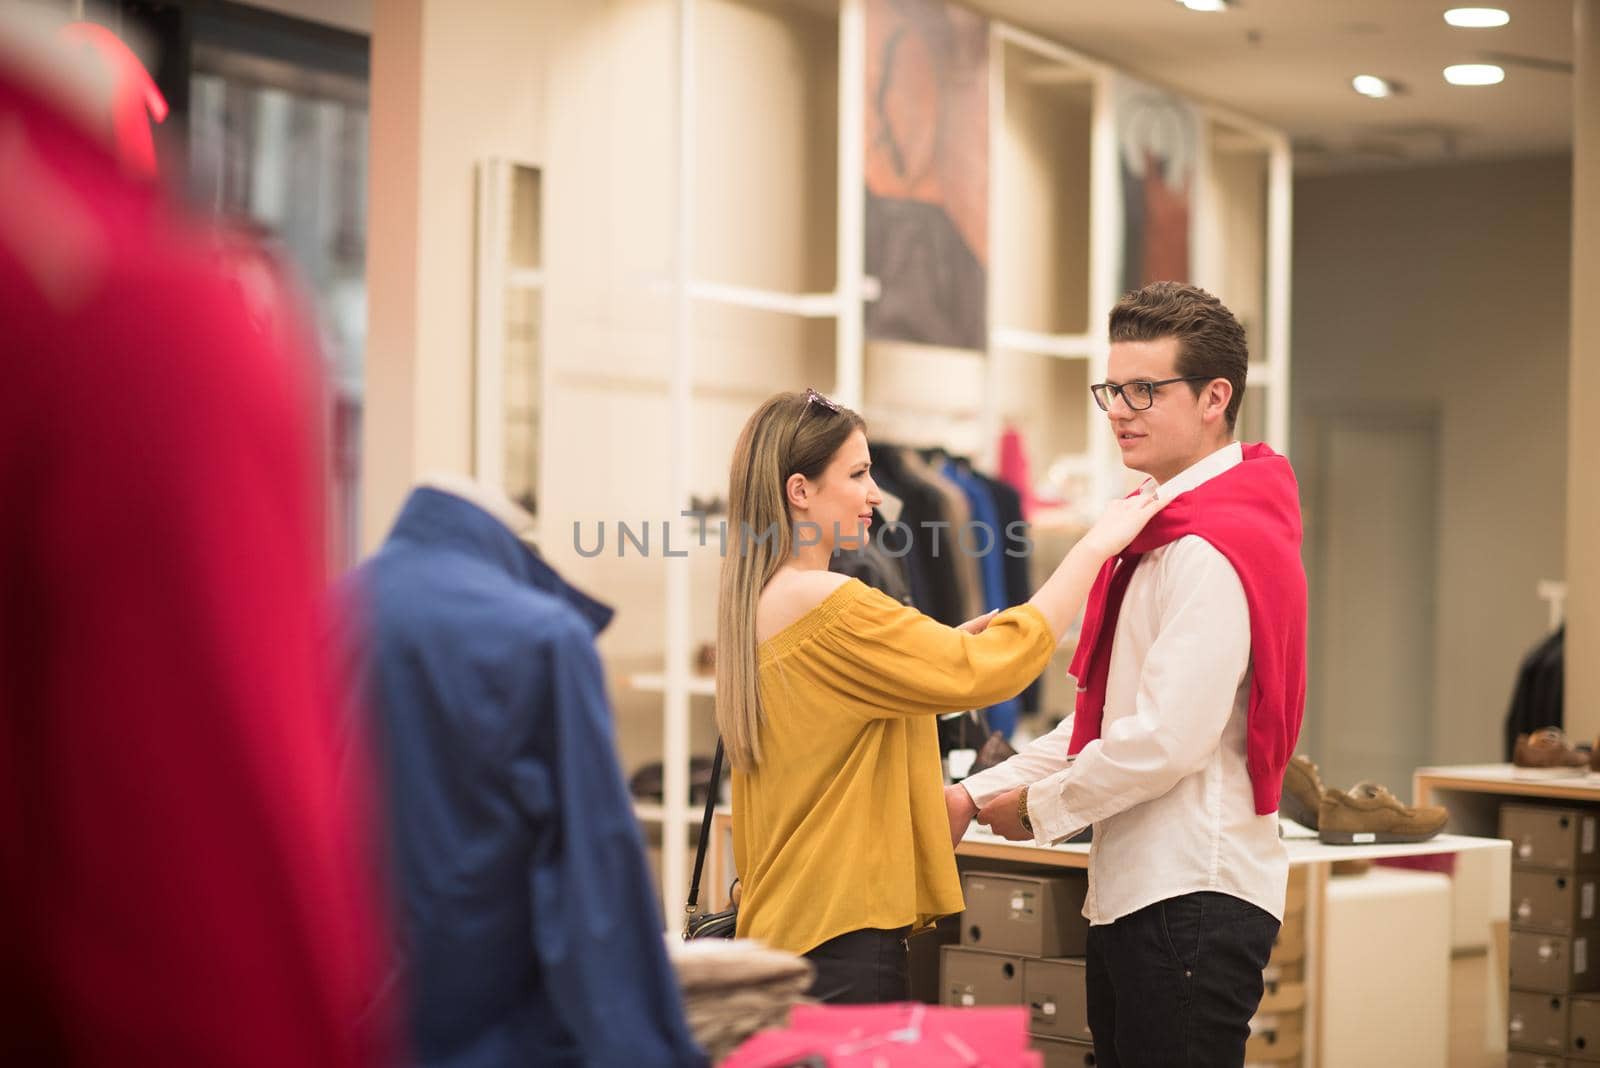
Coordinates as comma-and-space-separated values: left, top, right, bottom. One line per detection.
731, 578, 1055, 955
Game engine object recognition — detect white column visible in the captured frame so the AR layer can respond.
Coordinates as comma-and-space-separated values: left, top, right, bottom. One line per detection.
835, 0, 865, 409
661, 0, 697, 934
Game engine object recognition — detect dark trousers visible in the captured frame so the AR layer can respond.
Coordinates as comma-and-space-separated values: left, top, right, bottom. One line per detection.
803, 927, 911, 1004
1086, 892, 1279, 1067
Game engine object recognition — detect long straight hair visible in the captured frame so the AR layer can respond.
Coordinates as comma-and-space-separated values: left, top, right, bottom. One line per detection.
715, 391, 865, 771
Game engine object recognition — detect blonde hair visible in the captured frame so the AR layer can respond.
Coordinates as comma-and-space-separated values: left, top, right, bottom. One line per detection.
716, 391, 865, 771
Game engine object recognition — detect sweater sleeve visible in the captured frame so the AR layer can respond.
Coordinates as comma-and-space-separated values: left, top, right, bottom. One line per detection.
800, 585, 1055, 718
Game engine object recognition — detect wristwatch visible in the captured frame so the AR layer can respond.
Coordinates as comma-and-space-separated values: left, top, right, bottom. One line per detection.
1017, 786, 1033, 837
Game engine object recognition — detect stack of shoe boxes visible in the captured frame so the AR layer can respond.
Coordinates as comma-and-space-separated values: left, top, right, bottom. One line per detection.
939, 868, 1314, 1066
939, 870, 1096, 1067
1247, 867, 1307, 1067
1504, 803, 1600, 1067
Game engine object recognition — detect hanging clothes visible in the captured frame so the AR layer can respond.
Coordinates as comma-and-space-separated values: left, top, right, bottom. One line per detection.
831, 506, 914, 606
900, 448, 983, 622
998, 424, 1036, 518
943, 458, 1021, 737
869, 444, 966, 626
0, 42, 396, 1066
971, 470, 1042, 716
1503, 625, 1567, 761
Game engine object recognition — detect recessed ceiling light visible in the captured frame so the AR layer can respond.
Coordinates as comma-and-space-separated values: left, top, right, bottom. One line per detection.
1352, 75, 1394, 98
1444, 63, 1506, 85
1444, 7, 1510, 28
1176, 0, 1230, 11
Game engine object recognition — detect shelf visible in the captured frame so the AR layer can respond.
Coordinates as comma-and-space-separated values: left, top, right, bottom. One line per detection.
995, 39, 1093, 338
689, 279, 840, 318
633, 800, 730, 824
1415, 762, 1600, 802
630, 673, 716, 697
637, 276, 881, 318
991, 328, 1101, 360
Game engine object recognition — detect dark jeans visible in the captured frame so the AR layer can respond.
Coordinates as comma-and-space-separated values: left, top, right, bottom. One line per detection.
803, 927, 911, 1004
1086, 892, 1279, 1067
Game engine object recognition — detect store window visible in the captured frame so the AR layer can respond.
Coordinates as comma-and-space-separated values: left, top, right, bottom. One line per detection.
183, 5, 370, 570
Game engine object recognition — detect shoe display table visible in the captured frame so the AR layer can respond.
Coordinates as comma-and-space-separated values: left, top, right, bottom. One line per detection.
948, 829, 1508, 1068
702, 810, 1509, 1067
1323, 867, 1452, 1067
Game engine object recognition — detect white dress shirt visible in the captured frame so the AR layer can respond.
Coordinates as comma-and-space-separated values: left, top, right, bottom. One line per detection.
961, 441, 1287, 925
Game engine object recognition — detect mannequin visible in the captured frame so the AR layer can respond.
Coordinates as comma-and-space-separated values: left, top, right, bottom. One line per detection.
415, 471, 536, 544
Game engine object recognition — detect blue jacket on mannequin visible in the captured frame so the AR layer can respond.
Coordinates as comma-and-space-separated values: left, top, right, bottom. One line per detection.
348, 485, 705, 1068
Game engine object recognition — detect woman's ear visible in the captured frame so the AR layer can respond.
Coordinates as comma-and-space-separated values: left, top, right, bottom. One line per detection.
785, 472, 810, 512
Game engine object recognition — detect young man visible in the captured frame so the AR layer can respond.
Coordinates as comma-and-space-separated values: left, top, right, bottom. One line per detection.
947, 282, 1308, 1067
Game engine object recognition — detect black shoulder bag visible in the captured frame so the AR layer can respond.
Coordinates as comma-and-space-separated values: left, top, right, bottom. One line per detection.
682, 739, 738, 939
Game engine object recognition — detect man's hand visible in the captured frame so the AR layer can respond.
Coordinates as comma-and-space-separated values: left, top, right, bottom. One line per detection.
976, 786, 1033, 841
956, 609, 999, 635
944, 783, 978, 847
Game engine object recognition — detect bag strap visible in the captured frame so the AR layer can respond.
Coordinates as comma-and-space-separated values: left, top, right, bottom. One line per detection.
685, 738, 725, 918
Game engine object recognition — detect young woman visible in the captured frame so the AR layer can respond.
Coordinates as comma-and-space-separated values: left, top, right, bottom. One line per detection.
715, 389, 1165, 1004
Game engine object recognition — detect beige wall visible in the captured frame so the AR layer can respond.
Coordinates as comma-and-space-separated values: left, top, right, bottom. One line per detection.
1568, 0, 1600, 742
364, 0, 850, 781
1292, 155, 1571, 783
364, 0, 562, 552
995, 49, 1091, 337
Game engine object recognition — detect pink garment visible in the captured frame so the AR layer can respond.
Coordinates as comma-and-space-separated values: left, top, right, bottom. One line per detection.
58, 22, 169, 178
997, 424, 1036, 518
723, 1004, 1039, 1068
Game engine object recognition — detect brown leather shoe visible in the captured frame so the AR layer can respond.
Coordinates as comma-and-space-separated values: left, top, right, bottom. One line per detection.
1280, 754, 1326, 830
1317, 782, 1448, 845
1514, 728, 1589, 769
969, 731, 1018, 776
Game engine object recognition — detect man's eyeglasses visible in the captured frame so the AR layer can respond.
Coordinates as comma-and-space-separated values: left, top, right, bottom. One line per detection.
804, 387, 842, 414
1090, 377, 1211, 412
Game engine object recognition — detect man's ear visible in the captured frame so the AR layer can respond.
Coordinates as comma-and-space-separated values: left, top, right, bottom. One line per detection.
785, 472, 810, 512
1204, 379, 1233, 427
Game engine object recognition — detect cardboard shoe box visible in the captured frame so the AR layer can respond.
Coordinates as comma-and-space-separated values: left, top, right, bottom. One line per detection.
1258, 977, 1306, 1015
1516, 869, 1600, 936
1030, 1035, 1097, 1067
1502, 806, 1600, 873
940, 945, 1024, 1007
1511, 930, 1600, 994
1244, 1014, 1303, 1063
908, 916, 959, 1004
1268, 910, 1307, 966
1510, 990, 1572, 1054
1262, 959, 1304, 986
1570, 994, 1600, 1061
1023, 957, 1091, 1043
960, 870, 1089, 958
1508, 1053, 1568, 1068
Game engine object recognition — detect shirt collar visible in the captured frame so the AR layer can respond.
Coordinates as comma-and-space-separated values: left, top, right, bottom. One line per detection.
1146, 441, 1244, 502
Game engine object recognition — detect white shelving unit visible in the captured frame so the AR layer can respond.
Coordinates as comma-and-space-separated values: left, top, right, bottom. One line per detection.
642, 0, 1293, 931
630, 673, 716, 698
473, 159, 546, 513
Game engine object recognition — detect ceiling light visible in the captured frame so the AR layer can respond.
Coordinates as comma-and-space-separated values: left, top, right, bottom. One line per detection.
1444, 63, 1506, 85
1176, 0, 1230, 11
1444, 8, 1510, 28
1352, 75, 1394, 98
